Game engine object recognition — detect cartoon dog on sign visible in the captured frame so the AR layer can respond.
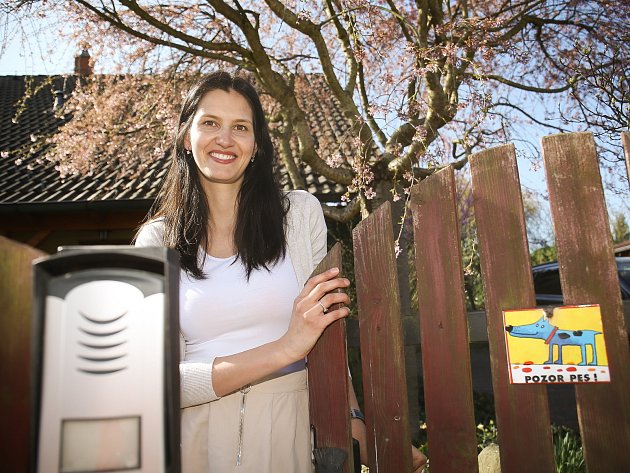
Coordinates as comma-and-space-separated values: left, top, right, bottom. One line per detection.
505, 316, 601, 366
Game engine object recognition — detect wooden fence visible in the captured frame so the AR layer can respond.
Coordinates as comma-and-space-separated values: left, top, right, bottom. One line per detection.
308, 132, 630, 473
2, 132, 629, 473
0, 236, 46, 473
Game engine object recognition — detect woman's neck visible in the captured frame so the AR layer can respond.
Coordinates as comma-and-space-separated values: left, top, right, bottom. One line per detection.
204, 184, 239, 257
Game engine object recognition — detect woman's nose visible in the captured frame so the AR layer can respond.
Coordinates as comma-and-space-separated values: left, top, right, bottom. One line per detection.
215, 127, 234, 146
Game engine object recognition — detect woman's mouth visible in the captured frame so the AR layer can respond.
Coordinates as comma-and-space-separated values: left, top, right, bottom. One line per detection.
209, 151, 238, 162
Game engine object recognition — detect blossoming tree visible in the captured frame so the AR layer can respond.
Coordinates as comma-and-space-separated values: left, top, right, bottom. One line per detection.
4, 0, 627, 221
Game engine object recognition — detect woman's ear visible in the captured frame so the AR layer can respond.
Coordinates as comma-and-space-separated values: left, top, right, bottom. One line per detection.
184, 133, 191, 152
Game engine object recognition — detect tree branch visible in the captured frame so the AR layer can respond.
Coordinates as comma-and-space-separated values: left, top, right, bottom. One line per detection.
325, 0, 358, 95
466, 73, 574, 93
321, 197, 361, 223
72, 0, 249, 65
119, 0, 249, 56
491, 101, 570, 133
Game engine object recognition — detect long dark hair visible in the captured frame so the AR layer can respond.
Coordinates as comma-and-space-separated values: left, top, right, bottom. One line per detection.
145, 71, 288, 278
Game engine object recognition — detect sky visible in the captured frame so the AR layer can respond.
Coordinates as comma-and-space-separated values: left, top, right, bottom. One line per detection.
1, 10, 628, 241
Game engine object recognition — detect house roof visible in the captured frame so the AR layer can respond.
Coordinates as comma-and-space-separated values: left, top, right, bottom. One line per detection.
0, 74, 350, 215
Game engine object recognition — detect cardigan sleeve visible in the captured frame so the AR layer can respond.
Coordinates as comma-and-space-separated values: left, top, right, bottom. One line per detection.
135, 221, 220, 407
306, 192, 328, 269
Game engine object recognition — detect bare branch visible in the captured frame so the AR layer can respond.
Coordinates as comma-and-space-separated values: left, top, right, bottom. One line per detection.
321, 198, 361, 223
466, 73, 575, 94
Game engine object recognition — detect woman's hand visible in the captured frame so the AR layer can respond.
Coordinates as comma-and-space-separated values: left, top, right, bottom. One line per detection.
412, 445, 428, 473
279, 267, 350, 362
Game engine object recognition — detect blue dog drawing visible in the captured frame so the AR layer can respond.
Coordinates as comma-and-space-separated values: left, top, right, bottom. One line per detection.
505, 316, 601, 366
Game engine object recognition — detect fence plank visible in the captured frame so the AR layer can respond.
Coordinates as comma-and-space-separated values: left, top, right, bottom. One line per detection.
308, 243, 354, 473
542, 132, 630, 472
0, 237, 46, 473
353, 202, 412, 472
410, 166, 479, 472
470, 145, 556, 473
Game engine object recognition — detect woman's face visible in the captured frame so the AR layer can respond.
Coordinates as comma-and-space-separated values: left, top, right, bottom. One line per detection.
184, 88, 256, 189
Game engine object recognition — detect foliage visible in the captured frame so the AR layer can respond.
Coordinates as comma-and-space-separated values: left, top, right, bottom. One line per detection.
42, 73, 188, 177
553, 426, 585, 473
473, 421, 584, 472
531, 245, 558, 266
476, 419, 499, 451
611, 212, 630, 244
3, 0, 629, 223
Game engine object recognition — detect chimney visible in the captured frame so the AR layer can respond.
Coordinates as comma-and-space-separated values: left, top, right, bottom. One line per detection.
74, 50, 92, 76
53, 90, 64, 111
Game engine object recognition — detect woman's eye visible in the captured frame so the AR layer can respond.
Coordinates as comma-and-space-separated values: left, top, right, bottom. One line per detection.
202, 120, 218, 127
234, 124, 248, 132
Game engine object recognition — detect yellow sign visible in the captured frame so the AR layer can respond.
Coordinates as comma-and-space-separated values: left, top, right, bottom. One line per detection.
503, 305, 609, 384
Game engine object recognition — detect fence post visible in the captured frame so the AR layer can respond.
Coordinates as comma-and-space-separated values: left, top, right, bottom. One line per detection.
410, 166, 479, 472
0, 236, 46, 472
542, 132, 630, 472
308, 243, 354, 473
353, 202, 412, 472
470, 144, 556, 472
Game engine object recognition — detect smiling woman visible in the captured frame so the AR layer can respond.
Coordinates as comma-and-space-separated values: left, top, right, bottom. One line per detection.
132, 71, 359, 473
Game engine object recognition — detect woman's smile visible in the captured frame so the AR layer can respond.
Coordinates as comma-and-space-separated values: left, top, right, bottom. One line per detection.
209, 150, 238, 163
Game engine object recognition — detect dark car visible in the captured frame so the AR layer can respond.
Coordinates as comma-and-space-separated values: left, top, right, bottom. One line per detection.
532, 257, 630, 305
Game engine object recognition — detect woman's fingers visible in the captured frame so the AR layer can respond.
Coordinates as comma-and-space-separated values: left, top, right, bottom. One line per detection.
318, 304, 350, 322
309, 277, 350, 299
302, 267, 341, 294
297, 268, 350, 314
301, 268, 349, 298
411, 446, 427, 473
312, 292, 350, 313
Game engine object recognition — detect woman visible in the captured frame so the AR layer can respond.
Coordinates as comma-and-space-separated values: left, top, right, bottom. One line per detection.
135, 71, 425, 472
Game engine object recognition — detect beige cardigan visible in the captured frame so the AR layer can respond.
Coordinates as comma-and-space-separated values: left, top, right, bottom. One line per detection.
135, 190, 327, 407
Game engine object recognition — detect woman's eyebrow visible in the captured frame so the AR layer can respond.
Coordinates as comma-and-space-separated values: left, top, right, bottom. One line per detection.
198, 113, 253, 124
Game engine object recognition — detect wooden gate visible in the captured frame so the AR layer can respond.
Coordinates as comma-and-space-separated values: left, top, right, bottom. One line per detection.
308, 132, 630, 472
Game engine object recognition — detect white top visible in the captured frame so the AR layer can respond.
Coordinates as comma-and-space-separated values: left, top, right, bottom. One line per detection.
135, 190, 327, 407
180, 252, 300, 366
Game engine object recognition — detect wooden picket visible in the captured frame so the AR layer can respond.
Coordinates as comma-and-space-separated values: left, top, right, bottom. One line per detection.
469, 144, 556, 472
307, 243, 355, 473
352, 202, 412, 472
542, 133, 630, 472
410, 166, 479, 472
0, 236, 46, 473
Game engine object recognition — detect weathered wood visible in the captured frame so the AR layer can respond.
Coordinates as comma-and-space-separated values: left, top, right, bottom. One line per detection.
622, 132, 630, 187
308, 243, 354, 473
353, 202, 412, 473
542, 132, 630, 472
410, 166, 479, 472
470, 144, 556, 473
0, 236, 46, 473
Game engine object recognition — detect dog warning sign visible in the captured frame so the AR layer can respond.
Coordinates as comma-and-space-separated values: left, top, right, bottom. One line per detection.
503, 305, 610, 384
